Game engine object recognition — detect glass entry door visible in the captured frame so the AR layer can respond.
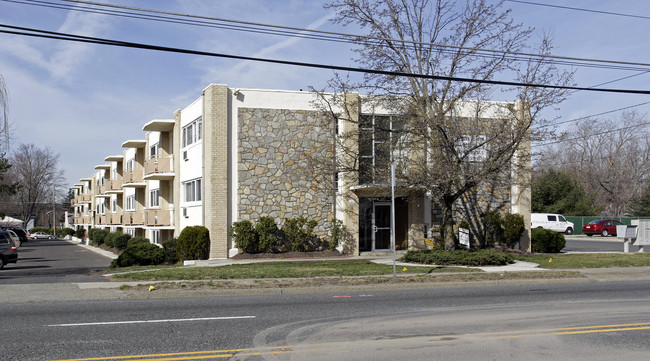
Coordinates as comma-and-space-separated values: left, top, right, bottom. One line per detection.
373, 203, 392, 251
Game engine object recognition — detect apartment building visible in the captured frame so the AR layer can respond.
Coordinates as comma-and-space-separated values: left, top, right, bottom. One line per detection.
71, 84, 531, 258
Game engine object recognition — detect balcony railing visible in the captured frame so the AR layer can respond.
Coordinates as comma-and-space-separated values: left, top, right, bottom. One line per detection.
80, 194, 91, 202
110, 213, 123, 225
99, 215, 109, 225
74, 216, 92, 224
145, 209, 172, 226
144, 156, 173, 175
109, 179, 123, 191
123, 170, 144, 184
124, 211, 144, 226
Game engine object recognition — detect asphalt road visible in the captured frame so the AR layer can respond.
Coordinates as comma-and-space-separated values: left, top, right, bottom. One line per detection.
0, 238, 112, 284
1, 279, 649, 360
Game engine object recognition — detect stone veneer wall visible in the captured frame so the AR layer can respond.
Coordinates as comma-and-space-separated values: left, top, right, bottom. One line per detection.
237, 108, 335, 234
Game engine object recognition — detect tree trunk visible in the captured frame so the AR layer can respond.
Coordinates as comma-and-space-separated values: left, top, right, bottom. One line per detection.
442, 198, 456, 251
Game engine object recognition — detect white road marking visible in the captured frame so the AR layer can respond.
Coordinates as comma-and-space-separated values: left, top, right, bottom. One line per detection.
47, 316, 255, 327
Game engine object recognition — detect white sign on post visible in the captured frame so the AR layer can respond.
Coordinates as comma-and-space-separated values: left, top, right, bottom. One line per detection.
459, 228, 470, 249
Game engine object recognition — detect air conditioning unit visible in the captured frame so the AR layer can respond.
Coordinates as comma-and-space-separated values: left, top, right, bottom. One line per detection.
183, 150, 188, 161
182, 207, 188, 218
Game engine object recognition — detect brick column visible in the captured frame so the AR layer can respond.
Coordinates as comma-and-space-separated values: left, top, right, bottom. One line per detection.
203, 85, 230, 258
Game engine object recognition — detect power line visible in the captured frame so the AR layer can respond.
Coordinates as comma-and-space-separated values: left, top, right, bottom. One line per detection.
534, 101, 650, 130
3, 23, 650, 95
4, 0, 650, 73
533, 119, 650, 148
506, 0, 650, 21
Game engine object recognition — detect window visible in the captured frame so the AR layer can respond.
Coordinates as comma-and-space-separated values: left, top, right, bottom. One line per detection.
112, 199, 117, 212
457, 135, 487, 162
358, 115, 406, 185
182, 117, 203, 148
126, 194, 136, 211
126, 157, 135, 171
126, 228, 136, 237
150, 188, 160, 208
151, 230, 160, 245
150, 143, 159, 159
183, 178, 202, 202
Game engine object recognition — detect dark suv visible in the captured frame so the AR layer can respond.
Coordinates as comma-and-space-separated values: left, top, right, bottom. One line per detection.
8, 228, 28, 243
0, 231, 19, 269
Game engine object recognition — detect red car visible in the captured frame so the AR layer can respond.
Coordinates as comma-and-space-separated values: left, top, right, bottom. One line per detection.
582, 219, 623, 237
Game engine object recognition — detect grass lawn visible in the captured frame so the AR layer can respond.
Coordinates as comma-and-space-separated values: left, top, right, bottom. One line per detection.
516, 253, 650, 269
109, 260, 478, 281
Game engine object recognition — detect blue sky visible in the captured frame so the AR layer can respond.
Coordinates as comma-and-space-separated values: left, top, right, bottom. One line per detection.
1, 0, 649, 190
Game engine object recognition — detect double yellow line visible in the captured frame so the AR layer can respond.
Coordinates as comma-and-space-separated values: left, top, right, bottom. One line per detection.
482, 322, 650, 339
53, 347, 293, 361
53, 322, 650, 360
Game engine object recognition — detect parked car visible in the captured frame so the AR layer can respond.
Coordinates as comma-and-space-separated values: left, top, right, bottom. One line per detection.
6, 230, 21, 248
30, 232, 55, 240
582, 219, 624, 237
0, 231, 18, 269
9, 228, 28, 243
531, 213, 574, 234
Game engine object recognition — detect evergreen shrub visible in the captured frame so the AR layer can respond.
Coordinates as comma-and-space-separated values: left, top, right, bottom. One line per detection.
531, 228, 566, 253
110, 242, 164, 268
177, 226, 210, 261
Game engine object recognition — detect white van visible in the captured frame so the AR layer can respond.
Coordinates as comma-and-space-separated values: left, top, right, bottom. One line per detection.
531, 213, 574, 235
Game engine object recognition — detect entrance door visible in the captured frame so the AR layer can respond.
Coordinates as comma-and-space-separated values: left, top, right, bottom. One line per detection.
373, 203, 392, 250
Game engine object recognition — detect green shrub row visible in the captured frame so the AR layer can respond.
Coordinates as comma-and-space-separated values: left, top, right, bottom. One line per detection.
231, 216, 337, 254
400, 249, 515, 266
177, 226, 210, 261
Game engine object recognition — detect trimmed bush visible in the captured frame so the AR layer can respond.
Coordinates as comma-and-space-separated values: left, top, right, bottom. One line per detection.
502, 213, 525, 249
282, 217, 318, 252
401, 249, 514, 266
128, 236, 150, 247
231, 220, 257, 253
75, 228, 86, 238
177, 226, 210, 261
89, 228, 109, 245
110, 242, 164, 268
103, 231, 117, 248
255, 216, 279, 252
62, 228, 75, 237
162, 238, 178, 264
531, 228, 566, 253
113, 233, 132, 250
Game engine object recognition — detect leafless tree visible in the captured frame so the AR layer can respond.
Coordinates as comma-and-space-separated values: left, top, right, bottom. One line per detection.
320, 0, 573, 250
9, 143, 66, 227
538, 111, 650, 216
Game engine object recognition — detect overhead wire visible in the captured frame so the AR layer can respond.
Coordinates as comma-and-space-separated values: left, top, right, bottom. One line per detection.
2, 23, 650, 95
3, 0, 650, 72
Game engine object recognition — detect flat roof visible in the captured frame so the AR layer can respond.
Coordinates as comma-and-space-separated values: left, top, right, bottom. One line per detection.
104, 155, 124, 162
94, 164, 111, 170
121, 140, 146, 148
143, 119, 175, 132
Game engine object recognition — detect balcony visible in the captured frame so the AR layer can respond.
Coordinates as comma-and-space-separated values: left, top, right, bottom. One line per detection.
74, 216, 92, 225
80, 194, 91, 203
110, 213, 123, 225
99, 215, 109, 225
145, 209, 172, 226
124, 211, 144, 226
106, 179, 123, 194
122, 170, 145, 187
144, 156, 175, 181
